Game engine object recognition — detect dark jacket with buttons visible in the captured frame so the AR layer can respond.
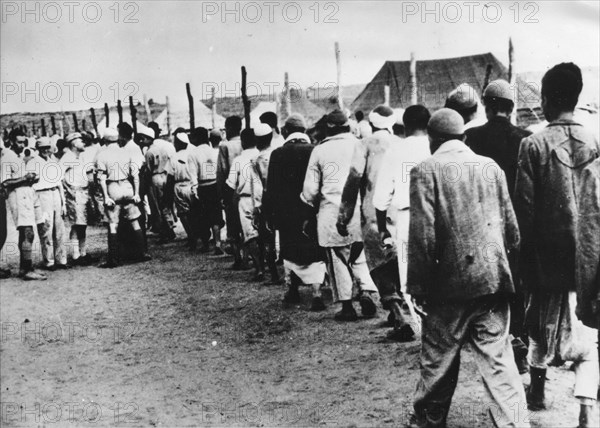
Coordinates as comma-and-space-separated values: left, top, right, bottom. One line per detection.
407, 140, 520, 300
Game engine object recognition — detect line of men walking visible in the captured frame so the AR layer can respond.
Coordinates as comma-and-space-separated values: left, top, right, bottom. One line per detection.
1, 61, 598, 427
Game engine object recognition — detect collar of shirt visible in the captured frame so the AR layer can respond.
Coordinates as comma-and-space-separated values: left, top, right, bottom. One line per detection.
435, 139, 469, 155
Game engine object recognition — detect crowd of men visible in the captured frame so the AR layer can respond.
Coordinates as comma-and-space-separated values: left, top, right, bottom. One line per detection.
1, 62, 599, 427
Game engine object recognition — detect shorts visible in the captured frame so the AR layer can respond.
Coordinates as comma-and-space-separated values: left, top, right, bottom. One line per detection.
105, 180, 141, 223
237, 196, 259, 243
197, 184, 224, 228
64, 183, 89, 226
7, 187, 36, 228
174, 182, 196, 214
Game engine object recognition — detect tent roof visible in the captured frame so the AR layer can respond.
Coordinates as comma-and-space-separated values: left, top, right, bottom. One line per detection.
154, 101, 225, 132
351, 52, 540, 113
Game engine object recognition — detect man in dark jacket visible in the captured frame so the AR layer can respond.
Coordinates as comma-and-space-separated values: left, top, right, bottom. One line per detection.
408, 108, 525, 428
265, 114, 326, 310
466, 79, 532, 373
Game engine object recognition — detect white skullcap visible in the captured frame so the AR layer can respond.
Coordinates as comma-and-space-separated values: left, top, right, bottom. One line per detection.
137, 125, 154, 139
176, 133, 190, 145
254, 123, 273, 137
101, 127, 119, 142
368, 105, 397, 130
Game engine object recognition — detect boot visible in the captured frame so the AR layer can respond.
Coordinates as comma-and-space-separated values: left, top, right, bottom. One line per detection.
359, 291, 377, 318
526, 367, 546, 410
385, 301, 416, 342
283, 284, 301, 307
100, 233, 120, 268
334, 301, 358, 322
132, 229, 152, 263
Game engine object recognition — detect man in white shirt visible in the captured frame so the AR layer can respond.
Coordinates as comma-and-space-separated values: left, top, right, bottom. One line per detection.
60, 132, 94, 265
1, 130, 46, 280
302, 110, 379, 321
259, 112, 285, 150
226, 129, 262, 280
96, 128, 150, 268
27, 137, 69, 270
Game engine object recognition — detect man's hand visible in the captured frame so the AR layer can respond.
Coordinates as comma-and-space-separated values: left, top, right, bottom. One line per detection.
104, 197, 116, 207
61, 204, 67, 217
132, 194, 141, 204
379, 229, 393, 249
336, 221, 348, 237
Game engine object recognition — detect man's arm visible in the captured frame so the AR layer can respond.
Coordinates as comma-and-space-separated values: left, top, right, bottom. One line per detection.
300, 148, 321, 209
216, 144, 229, 202
337, 140, 367, 235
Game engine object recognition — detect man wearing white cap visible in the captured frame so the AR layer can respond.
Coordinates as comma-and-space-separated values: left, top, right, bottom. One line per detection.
250, 122, 280, 284
96, 127, 150, 268
60, 132, 94, 265
445, 83, 486, 130
1, 129, 46, 280
408, 108, 526, 428
265, 114, 327, 309
140, 124, 176, 244
26, 136, 69, 270
226, 128, 262, 280
302, 109, 379, 322
169, 132, 197, 248
337, 104, 418, 339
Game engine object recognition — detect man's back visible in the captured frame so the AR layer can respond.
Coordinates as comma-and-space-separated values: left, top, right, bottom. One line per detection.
515, 120, 599, 292
408, 140, 519, 300
466, 116, 531, 195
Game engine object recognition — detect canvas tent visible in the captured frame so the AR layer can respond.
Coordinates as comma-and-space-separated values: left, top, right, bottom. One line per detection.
154, 97, 226, 134
351, 53, 540, 114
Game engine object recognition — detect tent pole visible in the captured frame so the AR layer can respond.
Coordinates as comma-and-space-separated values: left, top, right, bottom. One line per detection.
335, 42, 344, 111
508, 37, 517, 125
410, 52, 417, 105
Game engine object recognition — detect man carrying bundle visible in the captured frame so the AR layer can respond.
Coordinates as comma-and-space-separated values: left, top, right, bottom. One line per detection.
96, 128, 150, 268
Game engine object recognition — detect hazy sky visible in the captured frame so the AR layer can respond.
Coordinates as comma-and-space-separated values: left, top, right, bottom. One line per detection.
1, 0, 599, 113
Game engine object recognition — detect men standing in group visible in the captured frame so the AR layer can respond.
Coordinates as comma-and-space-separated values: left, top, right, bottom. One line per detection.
189, 127, 224, 255
217, 116, 245, 268
250, 123, 280, 284
96, 128, 150, 268
337, 105, 419, 340
140, 125, 176, 244
408, 108, 526, 428
465, 79, 532, 373
27, 136, 69, 270
514, 63, 599, 426
226, 129, 262, 280
302, 110, 379, 321
169, 132, 197, 249
266, 114, 326, 309
1, 130, 46, 280
60, 132, 93, 265
259, 112, 285, 150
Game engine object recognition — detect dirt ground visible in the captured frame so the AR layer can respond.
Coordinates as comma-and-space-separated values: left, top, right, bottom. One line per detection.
0, 221, 591, 427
